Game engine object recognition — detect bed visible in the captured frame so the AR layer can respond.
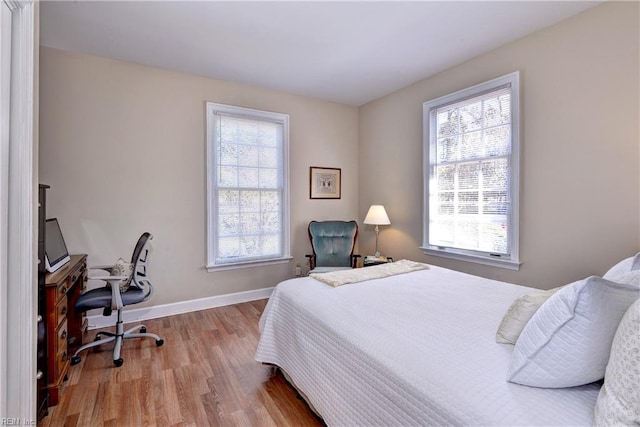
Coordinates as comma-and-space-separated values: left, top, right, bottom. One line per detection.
255, 260, 637, 426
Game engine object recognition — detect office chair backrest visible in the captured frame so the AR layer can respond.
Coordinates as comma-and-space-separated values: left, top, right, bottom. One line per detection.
308, 220, 358, 267
129, 232, 153, 298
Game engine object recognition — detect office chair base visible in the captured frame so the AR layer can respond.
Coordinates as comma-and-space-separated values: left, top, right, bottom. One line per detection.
71, 321, 164, 368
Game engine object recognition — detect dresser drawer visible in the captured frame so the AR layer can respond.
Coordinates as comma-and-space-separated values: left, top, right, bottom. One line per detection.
68, 269, 82, 289
54, 263, 85, 303
55, 280, 70, 305
54, 300, 68, 329
55, 348, 69, 383
56, 321, 68, 354
53, 320, 68, 380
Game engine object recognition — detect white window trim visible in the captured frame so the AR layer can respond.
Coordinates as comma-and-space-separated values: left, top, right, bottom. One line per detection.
421, 71, 521, 270
205, 102, 291, 272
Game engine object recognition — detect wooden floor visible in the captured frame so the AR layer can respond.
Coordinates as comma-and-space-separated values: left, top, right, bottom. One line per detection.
39, 300, 323, 427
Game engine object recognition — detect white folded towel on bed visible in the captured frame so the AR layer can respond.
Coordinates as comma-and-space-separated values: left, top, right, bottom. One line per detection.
310, 259, 429, 287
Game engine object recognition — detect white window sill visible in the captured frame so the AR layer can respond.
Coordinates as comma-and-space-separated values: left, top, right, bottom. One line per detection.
420, 247, 521, 271
206, 256, 293, 272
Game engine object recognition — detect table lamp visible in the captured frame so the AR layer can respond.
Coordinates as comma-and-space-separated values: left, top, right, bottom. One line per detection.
364, 205, 391, 257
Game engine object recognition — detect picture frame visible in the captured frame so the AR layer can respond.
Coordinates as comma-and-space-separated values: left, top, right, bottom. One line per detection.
309, 167, 341, 199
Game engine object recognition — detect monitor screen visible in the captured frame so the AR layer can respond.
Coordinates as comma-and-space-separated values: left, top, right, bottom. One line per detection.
45, 218, 70, 273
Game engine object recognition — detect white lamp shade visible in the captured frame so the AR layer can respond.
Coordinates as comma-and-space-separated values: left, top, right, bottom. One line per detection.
364, 205, 391, 225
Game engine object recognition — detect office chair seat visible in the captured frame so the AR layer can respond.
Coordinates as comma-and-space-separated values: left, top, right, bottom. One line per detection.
75, 287, 146, 312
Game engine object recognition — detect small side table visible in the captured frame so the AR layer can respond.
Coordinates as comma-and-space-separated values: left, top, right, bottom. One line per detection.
363, 256, 393, 267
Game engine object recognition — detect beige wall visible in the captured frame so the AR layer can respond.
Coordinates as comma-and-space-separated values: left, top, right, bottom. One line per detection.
359, 2, 640, 288
40, 1, 639, 307
39, 48, 359, 305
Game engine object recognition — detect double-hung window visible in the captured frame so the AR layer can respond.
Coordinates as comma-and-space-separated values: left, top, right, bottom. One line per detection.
206, 102, 290, 271
422, 72, 520, 269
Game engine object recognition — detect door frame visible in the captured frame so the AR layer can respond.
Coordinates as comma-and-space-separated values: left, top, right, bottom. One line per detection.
0, 0, 36, 420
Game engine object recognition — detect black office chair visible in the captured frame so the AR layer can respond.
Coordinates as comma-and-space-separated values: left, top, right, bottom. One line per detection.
70, 232, 164, 367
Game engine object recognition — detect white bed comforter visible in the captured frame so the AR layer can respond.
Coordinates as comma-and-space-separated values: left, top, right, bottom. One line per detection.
255, 265, 600, 426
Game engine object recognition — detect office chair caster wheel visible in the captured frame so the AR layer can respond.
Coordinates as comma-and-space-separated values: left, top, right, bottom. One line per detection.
156, 339, 164, 347
113, 358, 124, 367
140, 327, 146, 333
71, 356, 81, 366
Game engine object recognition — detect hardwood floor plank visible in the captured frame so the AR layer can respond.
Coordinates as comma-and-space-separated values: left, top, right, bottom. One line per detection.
203, 376, 230, 426
208, 347, 245, 415
152, 367, 170, 426
103, 380, 121, 421
229, 408, 253, 426
162, 369, 183, 425
246, 404, 278, 427
39, 300, 322, 427
102, 419, 118, 427
173, 365, 206, 426
62, 413, 79, 427
88, 381, 108, 426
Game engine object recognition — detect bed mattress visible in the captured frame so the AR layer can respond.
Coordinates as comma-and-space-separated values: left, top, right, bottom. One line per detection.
255, 264, 600, 426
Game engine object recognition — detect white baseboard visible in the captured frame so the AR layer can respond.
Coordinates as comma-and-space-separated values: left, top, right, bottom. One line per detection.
87, 287, 274, 330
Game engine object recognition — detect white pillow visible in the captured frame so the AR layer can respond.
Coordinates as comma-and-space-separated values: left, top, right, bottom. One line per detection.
507, 276, 639, 388
594, 299, 640, 425
603, 253, 640, 280
496, 287, 562, 344
607, 269, 640, 288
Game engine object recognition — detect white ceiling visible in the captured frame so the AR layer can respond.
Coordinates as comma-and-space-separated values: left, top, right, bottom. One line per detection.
40, 1, 600, 106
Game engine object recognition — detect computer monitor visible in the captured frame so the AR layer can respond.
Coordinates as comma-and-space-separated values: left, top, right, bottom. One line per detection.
45, 218, 71, 273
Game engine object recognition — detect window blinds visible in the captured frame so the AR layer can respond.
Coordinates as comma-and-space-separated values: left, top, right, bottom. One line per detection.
214, 113, 284, 263
428, 86, 512, 255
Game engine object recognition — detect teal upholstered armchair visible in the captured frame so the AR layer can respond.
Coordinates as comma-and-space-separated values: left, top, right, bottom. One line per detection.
306, 220, 361, 274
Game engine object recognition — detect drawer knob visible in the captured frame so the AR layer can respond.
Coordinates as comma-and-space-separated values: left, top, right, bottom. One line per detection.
36, 370, 43, 380
61, 306, 67, 316
61, 330, 67, 340
60, 285, 68, 295
62, 351, 67, 362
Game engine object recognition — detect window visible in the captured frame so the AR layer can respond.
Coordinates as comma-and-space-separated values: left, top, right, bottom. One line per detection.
206, 103, 290, 271
422, 72, 520, 270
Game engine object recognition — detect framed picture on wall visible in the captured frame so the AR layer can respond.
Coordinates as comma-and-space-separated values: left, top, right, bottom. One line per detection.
310, 167, 341, 199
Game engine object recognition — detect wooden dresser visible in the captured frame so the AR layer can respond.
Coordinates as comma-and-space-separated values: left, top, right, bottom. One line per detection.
37, 184, 50, 420
44, 254, 88, 405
